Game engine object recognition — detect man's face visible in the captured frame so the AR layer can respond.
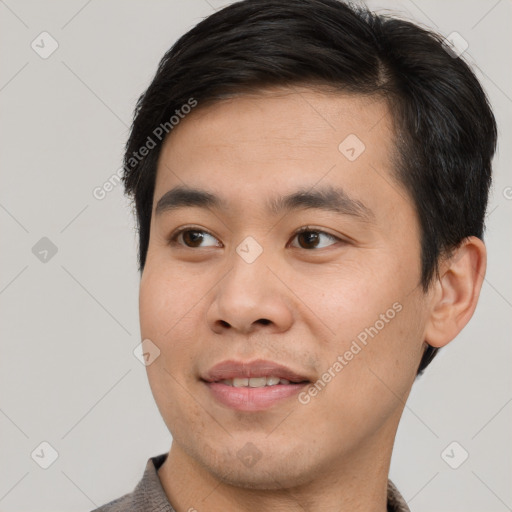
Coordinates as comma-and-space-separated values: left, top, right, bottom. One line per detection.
139, 87, 430, 489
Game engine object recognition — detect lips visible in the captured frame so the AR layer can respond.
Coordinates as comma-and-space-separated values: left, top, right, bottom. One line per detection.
201, 359, 312, 412
201, 359, 312, 384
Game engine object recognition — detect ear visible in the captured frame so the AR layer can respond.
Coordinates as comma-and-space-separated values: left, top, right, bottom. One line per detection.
424, 236, 487, 348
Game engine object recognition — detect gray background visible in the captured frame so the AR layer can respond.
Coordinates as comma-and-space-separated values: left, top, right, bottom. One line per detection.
0, 0, 510, 510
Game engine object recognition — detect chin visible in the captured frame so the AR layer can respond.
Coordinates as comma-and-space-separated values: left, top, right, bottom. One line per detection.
194, 442, 317, 491
212, 462, 313, 491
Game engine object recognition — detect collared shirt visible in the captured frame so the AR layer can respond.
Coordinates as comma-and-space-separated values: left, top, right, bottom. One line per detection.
91, 453, 411, 512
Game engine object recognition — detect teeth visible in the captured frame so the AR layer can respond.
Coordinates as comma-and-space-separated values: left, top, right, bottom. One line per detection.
249, 377, 267, 387
219, 376, 293, 387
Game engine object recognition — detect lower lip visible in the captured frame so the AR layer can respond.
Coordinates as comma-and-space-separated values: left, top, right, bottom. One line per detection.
203, 381, 308, 411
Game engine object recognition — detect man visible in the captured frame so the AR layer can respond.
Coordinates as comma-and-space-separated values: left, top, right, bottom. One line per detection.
93, 0, 497, 510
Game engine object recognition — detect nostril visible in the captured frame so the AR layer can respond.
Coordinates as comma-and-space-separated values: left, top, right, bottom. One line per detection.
258, 319, 271, 325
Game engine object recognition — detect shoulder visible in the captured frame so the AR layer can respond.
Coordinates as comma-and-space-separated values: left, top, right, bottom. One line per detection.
387, 480, 410, 512
89, 453, 170, 512
90, 491, 134, 512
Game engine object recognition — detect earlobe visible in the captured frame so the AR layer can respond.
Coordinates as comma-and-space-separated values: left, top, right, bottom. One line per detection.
424, 236, 487, 349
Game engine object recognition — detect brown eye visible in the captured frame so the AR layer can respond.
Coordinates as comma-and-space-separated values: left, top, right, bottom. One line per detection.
170, 228, 221, 248
291, 228, 340, 250
182, 230, 205, 247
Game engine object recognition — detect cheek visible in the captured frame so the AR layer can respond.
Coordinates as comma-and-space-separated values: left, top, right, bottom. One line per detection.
139, 265, 198, 388
290, 251, 413, 336
139, 265, 205, 425
289, 250, 425, 382
300, 297, 426, 440
139, 258, 201, 338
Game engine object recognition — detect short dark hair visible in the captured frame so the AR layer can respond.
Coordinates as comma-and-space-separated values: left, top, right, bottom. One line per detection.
121, 0, 497, 375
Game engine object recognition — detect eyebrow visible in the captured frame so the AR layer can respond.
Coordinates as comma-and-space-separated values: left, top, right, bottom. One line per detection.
155, 185, 374, 222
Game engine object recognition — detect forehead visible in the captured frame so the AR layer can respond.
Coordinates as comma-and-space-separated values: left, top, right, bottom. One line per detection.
160, 86, 394, 155
154, 86, 406, 219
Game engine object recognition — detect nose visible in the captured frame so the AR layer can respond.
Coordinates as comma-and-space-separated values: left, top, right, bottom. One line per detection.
205, 250, 294, 336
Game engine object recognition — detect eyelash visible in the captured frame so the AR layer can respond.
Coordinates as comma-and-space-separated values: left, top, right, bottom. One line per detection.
168, 225, 344, 250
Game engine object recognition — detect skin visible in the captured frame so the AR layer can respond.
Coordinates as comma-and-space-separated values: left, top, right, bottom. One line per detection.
138, 86, 486, 512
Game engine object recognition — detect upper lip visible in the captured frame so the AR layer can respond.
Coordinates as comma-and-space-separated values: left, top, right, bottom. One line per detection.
202, 359, 311, 383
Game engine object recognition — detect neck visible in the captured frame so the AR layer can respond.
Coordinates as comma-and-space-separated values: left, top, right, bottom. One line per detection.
158, 429, 395, 512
